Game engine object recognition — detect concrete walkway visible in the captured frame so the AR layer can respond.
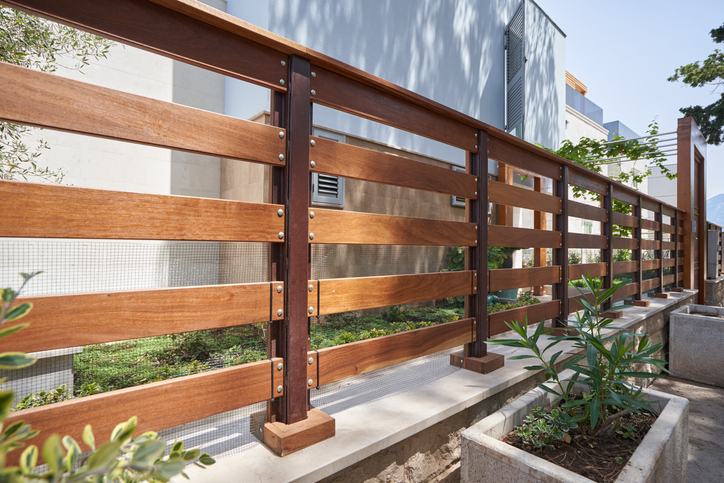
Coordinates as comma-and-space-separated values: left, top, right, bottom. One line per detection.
650, 377, 724, 483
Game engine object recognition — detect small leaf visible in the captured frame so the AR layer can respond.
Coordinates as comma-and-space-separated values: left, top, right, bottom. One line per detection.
0, 324, 28, 341
4, 303, 32, 322
0, 352, 36, 369
87, 440, 122, 471
153, 459, 186, 480
82, 424, 95, 451
42, 434, 64, 475
19, 445, 37, 474
130, 439, 165, 467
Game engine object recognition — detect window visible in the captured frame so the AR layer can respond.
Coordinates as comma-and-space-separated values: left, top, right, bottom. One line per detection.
505, 1, 525, 135
311, 128, 345, 207
450, 165, 466, 208
584, 221, 593, 234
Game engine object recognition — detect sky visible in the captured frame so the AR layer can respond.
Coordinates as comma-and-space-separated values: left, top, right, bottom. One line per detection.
534, 0, 724, 199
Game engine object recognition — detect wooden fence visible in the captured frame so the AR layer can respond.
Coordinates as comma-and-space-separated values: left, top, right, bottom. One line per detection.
0, 0, 697, 457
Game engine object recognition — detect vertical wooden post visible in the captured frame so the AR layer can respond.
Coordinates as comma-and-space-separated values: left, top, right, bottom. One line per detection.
452, 130, 503, 374
496, 162, 514, 227
533, 177, 546, 296
602, 184, 614, 310
555, 166, 569, 326
656, 203, 664, 292
674, 210, 680, 288
634, 196, 643, 300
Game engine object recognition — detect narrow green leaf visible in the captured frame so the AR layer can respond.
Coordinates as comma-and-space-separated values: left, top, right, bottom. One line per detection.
87, 440, 122, 471
507, 355, 536, 360
19, 444, 37, 474
0, 352, 36, 369
130, 439, 165, 467
0, 324, 28, 341
42, 434, 64, 475
3, 303, 32, 322
83, 424, 96, 451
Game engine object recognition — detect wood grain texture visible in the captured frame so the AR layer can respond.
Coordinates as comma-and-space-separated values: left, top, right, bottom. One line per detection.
613, 282, 638, 300
488, 179, 561, 214
489, 266, 560, 292
312, 319, 472, 385
612, 237, 638, 250
308, 209, 477, 246
5, 358, 282, 461
0, 283, 278, 354
642, 278, 660, 292
311, 67, 477, 151
310, 137, 477, 198
569, 169, 608, 194
662, 206, 677, 218
314, 271, 473, 315
0, 180, 284, 242
569, 263, 607, 280
641, 240, 660, 250
613, 261, 638, 275
661, 241, 676, 250
642, 260, 661, 271
488, 225, 561, 249
569, 201, 607, 222
1, 0, 289, 91
662, 259, 676, 268
612, 187, 638, 206
661, 223, 676, 234
488, 136, 562, 180
640, 198, 660, 213
262, 408, 335, 457
488, 300, 560, 336
640, 219, 661, 231
569, 233, 608, 249
663, 274, 676, 286
0, 62, 285, 165
612, 211, 638, 228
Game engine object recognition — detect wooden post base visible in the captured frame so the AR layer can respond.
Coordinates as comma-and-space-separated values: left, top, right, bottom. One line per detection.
262, 408, 335, 457
450, 350, 505, 374
671, 287, 684, 292
633, 299, 651, 307
552, 327, 578, 337
608, 309, 624, 319
655, 292, 670, 299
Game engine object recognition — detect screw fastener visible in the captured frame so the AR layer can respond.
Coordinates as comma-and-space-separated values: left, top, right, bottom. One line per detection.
308, 357, 314, 364
309, 233, 315, 240
311, 89, 316, 96
308, 307, 314, 314
281, 60, 286, 66
280, 79, 285, 86
310, 161, 316, 168
277, 309, 283, 317
279, 154, 285, 161
311, 71, 316, 77
310, 211, 315, 219
277, 363, 283, 371
307, 379, 314, 387
279, 131, 285, 139
277, 285, 283, 293
278, 232, 284, 239
277, 209, 284, 217
308, 284, 314, 292
310, 140, 316, 147
277, 385, 283, 393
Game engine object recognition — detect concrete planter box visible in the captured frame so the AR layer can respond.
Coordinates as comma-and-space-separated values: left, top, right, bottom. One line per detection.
461, 382, 689, 483
670, 304, 724, 387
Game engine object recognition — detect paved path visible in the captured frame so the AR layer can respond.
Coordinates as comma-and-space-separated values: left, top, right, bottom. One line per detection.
650, 377, 724, 483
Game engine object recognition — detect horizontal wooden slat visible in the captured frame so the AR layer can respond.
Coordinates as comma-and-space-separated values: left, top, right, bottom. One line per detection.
488, 137, 562, 181
489, 266, 560, 292
569, 262, 607, 280
613, 261, 638, 275
641, 278, 660, 292
611, 187, 638, 206
313, 319, 472, 386
0, 283, 280, 354
662, 206, 677, 218
640, 219, 660, 231
313, 272, 473, 315
488, 300, 561, 336
488, 180, 562, 214
570, 233, 608, 249
0, 62, 285, 165
642, 260, 661, 271
488, 225, 561, 248
311, 67, 477, 151
612, 282, 638, 300
662, 241, 676, 250
661, 224, 676, 234
662, 259, 676, 268
663, 274, 676, 286
6, 358, 282, 462
569, 200, 607, 222
641, 240, 660, 250
1, 0, 289, 91
310, 137, 478, 199
308, 209, 477, 246
640, 198, 660, 213
569, 169, 608, 195
612, 211, 638, 228
0, 181, 284, 241
568, 293, 592, 314
612, 237, 638, 250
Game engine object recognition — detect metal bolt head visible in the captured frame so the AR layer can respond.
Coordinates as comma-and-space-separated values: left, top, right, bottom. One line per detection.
475, 226, 478, 230
280, 79, 285, 86
311, 71, 316, 77
307, 379, 314, 387
276, 285, 283, 293
279, 131, 285, 139
475, 145, 478, 149
281, 60, 286, 67
277, 385, 283, 393
309, 211, 315, 219
308, 357, 314, 364
308, 284, 314, 292
311, 89, 317, 96
278, 232, 284, 239
310, 161, 316, 168
308, 306, 314, 314
475, 191, 478, 195
277, 362, 283, 371
475, 177, 478, 182
277, 309, 283, 317
310, 140, 316, 147
475, 240, 478, 244
309, 233, 315, 240
279, 154, 285, 161
277, 208, 284, 217
475, 133, 478, 137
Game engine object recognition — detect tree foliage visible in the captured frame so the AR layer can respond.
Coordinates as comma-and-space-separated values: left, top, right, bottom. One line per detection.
668, 22, 724, 145
0, 7, 113, 182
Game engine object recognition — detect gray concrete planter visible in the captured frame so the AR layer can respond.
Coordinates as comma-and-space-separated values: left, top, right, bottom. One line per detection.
670, 304, 724, 387
461, 382, 689, 483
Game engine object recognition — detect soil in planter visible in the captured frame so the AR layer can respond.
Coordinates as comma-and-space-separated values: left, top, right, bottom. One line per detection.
501, 411, 656, 483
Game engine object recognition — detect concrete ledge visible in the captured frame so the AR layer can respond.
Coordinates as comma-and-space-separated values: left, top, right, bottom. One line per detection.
670, 304, 724, 387
180, 290, 696, 483
706, 274, 724, 306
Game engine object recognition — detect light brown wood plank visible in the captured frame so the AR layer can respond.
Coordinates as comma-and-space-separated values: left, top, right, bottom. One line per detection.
311, 67, 477, 151
488, 300, 560, 336
0, 180, 284, 242
612, 211, 638, 228
663, 274, 676, 286
0, 283, 279, 354
489, 267, 560, 292
488, 180, 562, 214
611, 187, 638, 206
488, 225, 561, 249
570, 233, 608, 249
312, 319, 472, 386
488, 137, 562, 181
612, 237, 638, 250
642, 278, 660, 292
569, 263, 607, 280
0, 62, 285, 165
569, 169, 608, 194
662, 259, 676, 268
661, 241, 676, 250
308, 209, 477, 246
314, 272, 473, 315
642, 260, 661, 271
641, 240, 660, 250
613, 261, 638, 275
6, 358, 282, 460
640, 219, 661, 231
661, 223, 676, 234
612, 282, 638, 300
569, 200, 608, 222
310, 137, 477, 198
